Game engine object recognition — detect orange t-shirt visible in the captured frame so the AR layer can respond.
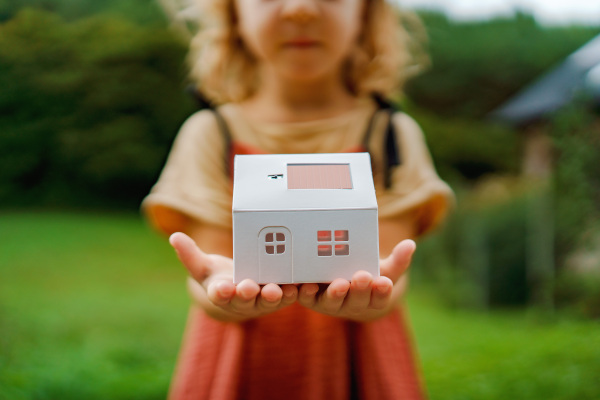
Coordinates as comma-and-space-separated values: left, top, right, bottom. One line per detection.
142, 98, 454, 399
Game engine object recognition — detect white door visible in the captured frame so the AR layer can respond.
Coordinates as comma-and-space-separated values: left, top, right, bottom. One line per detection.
258, 227, 292, 283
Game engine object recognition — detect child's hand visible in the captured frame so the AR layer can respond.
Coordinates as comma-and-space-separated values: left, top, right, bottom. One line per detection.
297, 240, 416, 322
169, 232, 298, 322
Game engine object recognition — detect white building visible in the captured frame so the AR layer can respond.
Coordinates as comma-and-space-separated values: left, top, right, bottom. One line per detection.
232, 153, 380, 284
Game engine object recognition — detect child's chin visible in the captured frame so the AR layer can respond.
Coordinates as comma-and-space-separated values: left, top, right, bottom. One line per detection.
280, 66, 331, 82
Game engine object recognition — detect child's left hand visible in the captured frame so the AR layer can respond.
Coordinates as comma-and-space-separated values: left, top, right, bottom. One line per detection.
296, 239, 416, 322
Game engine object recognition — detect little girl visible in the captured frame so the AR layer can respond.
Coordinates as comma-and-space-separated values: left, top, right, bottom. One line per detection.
143, 0, 453, 398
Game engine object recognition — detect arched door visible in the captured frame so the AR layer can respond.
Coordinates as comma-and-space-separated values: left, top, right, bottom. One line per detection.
258, 226, 292, 283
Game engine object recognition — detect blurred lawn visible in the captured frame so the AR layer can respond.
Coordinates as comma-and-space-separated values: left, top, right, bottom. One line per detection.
0, 212, 598, 399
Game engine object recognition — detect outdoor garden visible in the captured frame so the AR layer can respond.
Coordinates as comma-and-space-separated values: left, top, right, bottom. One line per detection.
1, 1, 599, 399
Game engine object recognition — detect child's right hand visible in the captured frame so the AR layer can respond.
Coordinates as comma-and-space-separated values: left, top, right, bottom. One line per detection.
169, 232, 298, 322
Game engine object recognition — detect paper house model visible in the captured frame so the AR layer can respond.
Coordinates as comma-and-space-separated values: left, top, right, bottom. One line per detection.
232, 153, 379, 284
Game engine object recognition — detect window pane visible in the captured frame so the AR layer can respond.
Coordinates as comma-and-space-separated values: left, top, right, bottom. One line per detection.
287, 164, 352, 189
276, 233, 285, 242
334, 230, 349, 241
277, 244, 285, 254
335, 244, 349, 256
266, 233, 273, 242
318, 245, 332, 256
317, 231, 331, 241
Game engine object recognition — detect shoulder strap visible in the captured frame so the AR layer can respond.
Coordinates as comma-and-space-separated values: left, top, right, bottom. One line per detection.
362, 94, 402, 189
185, 84, 213, 110
186, 85, 234, 177
211, 109, 234, 178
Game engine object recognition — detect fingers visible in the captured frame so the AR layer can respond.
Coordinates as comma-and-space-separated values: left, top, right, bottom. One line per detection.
205, 279, 236, 306
343, 271, 373, 314
280, 284, 299, 307
254, 284, 299, 312
257, 283, 284, 311
169, 232, 212, 283
172, 232, 298, 319
229, 279, 261, 313
297, 270, 395, 319
369, 276, 393, 310
379, 239, 416, 283
298, 283, 320, 308
321, 279, 350, 313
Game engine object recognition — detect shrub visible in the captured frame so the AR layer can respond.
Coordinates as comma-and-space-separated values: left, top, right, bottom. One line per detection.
0, 9, 196, 208
405, 103, 520, 182
550, 105, 600, 264
415, 178, 550, 309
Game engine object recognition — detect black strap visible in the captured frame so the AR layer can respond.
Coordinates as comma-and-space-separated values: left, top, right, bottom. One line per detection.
185, 85, 213, 110
186, 85, 234, 176
362, 94, 402, 189
212, 109, 234, 178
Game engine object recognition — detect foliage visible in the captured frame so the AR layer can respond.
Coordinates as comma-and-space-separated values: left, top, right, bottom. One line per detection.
0, 9, 196, 208
406, 12, 600, 118
549, 105, 600, 263
1, 5, 598, 207
0, 0, 165, 24
414, 102, 600, 311
414, 178, 537, 308
547, 105, 600, 316
555, 267, 600, 318
405, 103, 520, 182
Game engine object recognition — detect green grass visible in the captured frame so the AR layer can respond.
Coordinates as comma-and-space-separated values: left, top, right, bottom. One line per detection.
0, 211, 188, 400
1, 211, 599, 399
408, 292, 600, 399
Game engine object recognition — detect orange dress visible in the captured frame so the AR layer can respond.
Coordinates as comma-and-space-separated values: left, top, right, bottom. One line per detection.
170, 303, 424, 399
142, 99, 453, 399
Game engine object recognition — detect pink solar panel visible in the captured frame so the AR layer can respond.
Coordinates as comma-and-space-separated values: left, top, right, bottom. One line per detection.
287, 164, 352, 189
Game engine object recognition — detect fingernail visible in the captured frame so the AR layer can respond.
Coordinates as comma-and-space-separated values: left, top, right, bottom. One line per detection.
282, 286, 295, 298
218, 282, 234, 297
376, 285, 390, 294
305, 286, 318, 296
169, 232, 180, 246
355, 279, 369, 290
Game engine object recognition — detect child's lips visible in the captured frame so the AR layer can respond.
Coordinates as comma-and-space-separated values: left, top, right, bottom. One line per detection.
283, 38, 320, 48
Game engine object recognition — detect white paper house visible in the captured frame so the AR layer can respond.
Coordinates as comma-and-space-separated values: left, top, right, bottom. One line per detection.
232, 153, 379, 284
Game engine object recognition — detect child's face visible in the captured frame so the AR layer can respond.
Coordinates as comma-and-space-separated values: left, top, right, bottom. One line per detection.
235, 0, 364, 83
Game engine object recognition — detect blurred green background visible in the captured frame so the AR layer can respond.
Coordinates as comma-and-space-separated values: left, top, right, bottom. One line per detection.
1, 1, 599, 399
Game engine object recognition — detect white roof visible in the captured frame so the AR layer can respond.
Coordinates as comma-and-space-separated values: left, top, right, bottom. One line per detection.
232, 153, 378, 212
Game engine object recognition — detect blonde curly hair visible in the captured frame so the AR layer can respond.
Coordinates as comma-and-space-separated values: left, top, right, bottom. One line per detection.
159, 0, 428, 104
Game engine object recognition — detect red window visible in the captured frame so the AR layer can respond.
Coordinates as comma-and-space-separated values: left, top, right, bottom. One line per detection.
317, 230, 331, 241
318, 245, 332, 257
317, 230, 349, 257
335, 244, 349, 256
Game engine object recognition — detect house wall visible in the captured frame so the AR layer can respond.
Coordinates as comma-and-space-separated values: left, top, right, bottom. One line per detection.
522, 125, 553, 179
233, 209, 379, 284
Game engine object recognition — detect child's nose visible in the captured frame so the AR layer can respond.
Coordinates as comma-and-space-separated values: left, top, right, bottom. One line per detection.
281, 0, 319, 22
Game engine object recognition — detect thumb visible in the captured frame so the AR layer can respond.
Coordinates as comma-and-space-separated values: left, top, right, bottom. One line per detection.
379, 239, 416, 283
169, 232, 212, 283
